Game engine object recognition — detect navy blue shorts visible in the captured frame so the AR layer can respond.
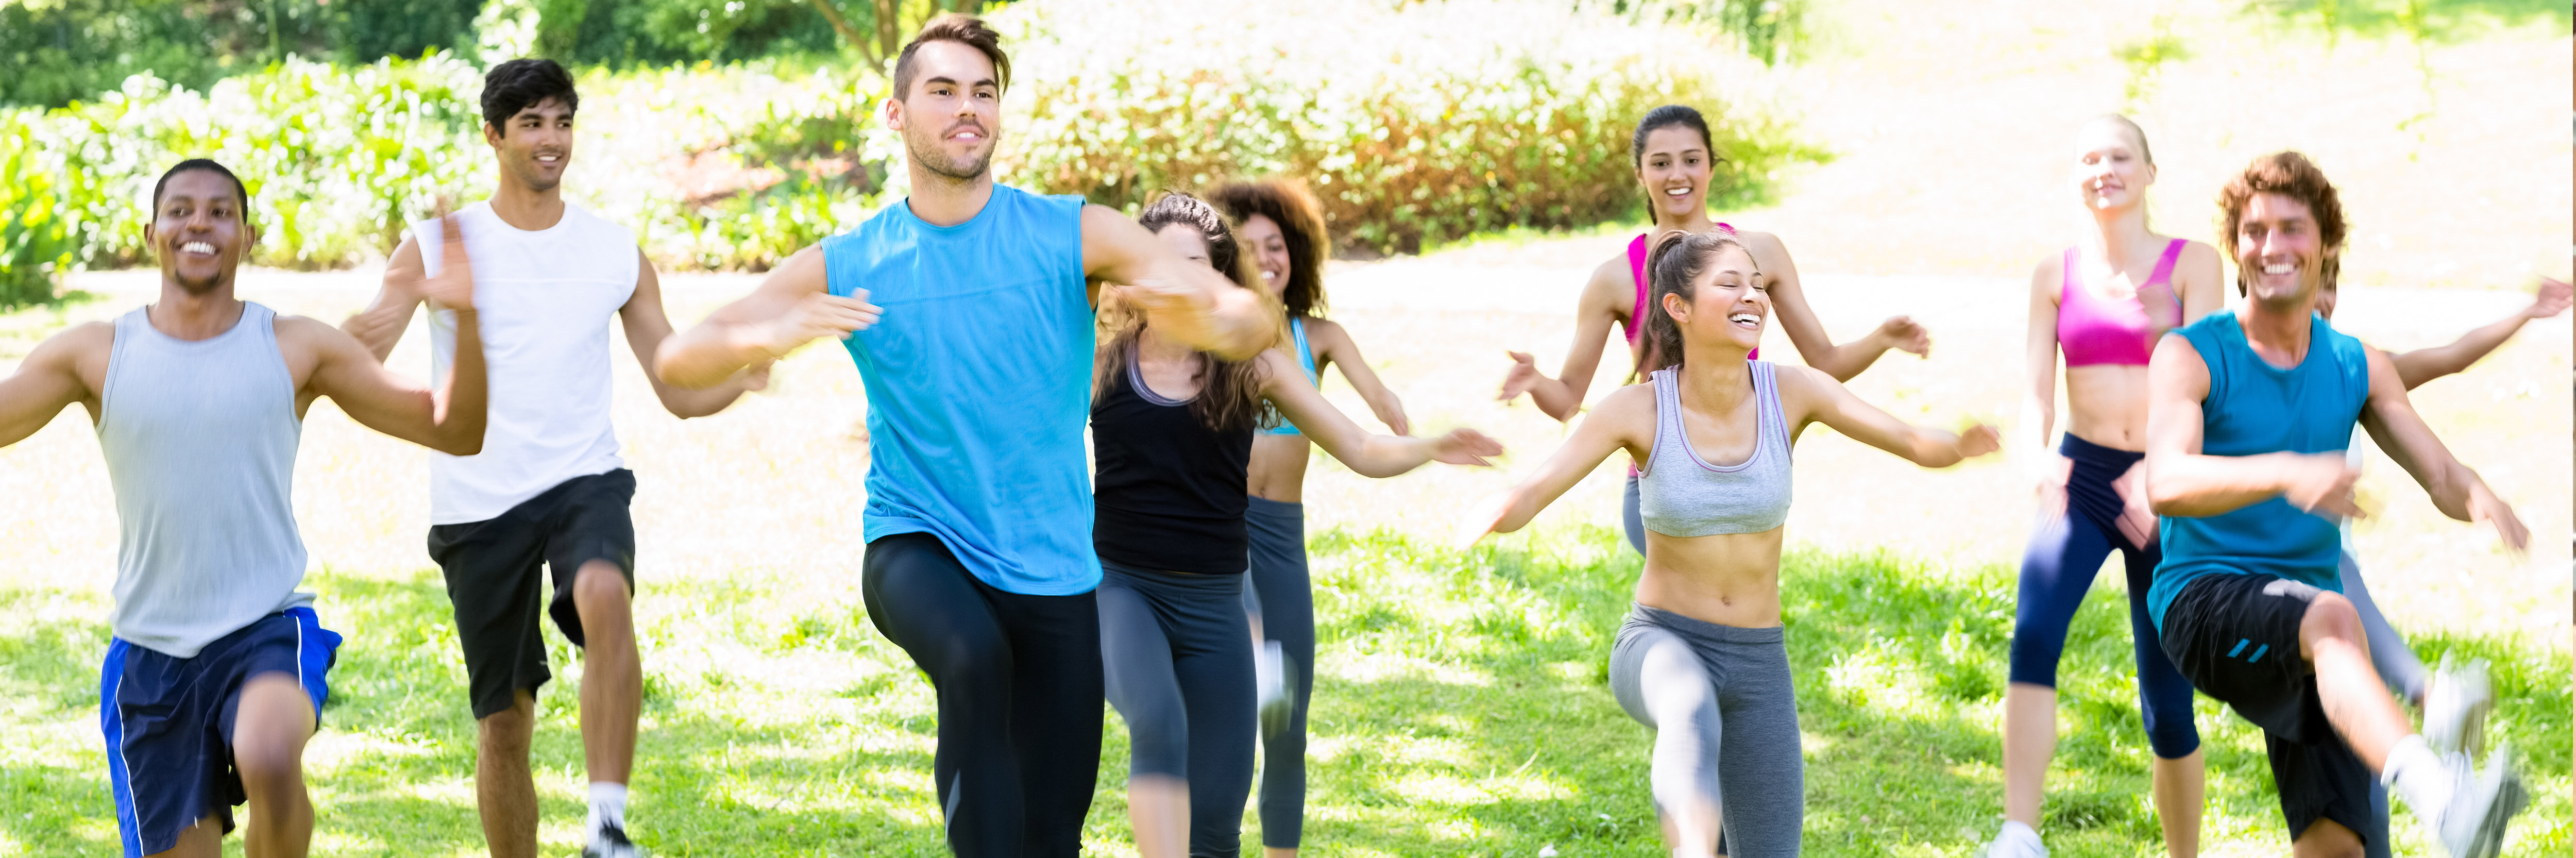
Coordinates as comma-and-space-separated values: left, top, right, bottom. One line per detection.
100, 607, 340, 857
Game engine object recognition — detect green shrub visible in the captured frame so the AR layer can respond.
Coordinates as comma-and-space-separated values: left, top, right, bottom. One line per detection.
992, 0, 1819, 255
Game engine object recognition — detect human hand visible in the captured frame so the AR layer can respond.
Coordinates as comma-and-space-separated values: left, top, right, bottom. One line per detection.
419, 207, 476, 313
1118, 276, 1223, 344
2524, 277, 2571, 319
2467, 482, 2530, 557
1378, 398, 1413, 436
757, 291, 881, 358
1452, 493, 1513, 550
2280, 453, 2364, 519
1879, 315, 1932, 358
1498, 351, 1543, 402
2029, 452, 2073, 521
2111, 460, 2159, 548
735, 359, 774, 393
1953, 423, 2002, 459
1429, 428, 1503, 466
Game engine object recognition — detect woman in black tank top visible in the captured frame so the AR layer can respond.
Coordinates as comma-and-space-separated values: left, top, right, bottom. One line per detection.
1096, 193, 1502, 858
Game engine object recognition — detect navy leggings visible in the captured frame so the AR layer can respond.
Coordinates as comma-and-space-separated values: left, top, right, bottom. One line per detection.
2010, 434, 2200, 760
1099, 560, 1257, 858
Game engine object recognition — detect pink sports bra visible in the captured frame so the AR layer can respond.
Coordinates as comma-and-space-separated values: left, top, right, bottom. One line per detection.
2057, 239, 2184, 367
1624, 228, 1756, 360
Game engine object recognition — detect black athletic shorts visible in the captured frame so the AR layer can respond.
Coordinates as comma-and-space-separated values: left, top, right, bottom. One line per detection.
2160, 570, 2375, 844
426, 468, 637, 719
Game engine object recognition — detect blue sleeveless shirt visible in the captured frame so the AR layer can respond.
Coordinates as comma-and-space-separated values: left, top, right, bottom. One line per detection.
822, 186, 1099, 595
2147, 310, 2372, 628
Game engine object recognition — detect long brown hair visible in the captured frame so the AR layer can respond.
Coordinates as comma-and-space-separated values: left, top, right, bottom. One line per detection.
1210, 177, 1331, 319
1095, 192, 1271, 434
1642, 228, 1756, 373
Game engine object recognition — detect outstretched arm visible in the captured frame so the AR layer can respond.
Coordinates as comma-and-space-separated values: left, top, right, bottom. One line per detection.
1501, 259, 1628, 421
618, 251, 769, 417
1304, 318, 1409, 434
2387, 277, 2568, 390
1262, 349, 1492, 477
1751, 231, 1929, 382
2140, 334, 2357, 518
1083, 205, 1275, 361
0, 323, 108, 447
342, 237, 428, 362
2356, 347, 2528, 550
302, 216, 487, 454
1774, 363, 1997, 467
655, 245, 880, 389
1456, 383, 1654, 545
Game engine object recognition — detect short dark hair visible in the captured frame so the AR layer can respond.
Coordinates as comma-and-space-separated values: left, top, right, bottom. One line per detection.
152, 159, 250, 220
2218, 151, 2347, 296
1631, 105, 1716, 170
1211, 178, 1332, 318
481, 58, 579, 135
893, 14, 1011, 99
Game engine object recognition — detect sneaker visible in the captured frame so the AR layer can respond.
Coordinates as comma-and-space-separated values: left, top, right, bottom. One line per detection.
2422, 654, 2494, 757
584, 823, 646, 858
1257, 641, 1295, 737
2430, 744, 2528, 858
1974, 821, 2046, 858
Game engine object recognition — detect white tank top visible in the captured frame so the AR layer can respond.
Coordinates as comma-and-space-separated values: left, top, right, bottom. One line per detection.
417, 201, 639, 524
100, 302, 312, 657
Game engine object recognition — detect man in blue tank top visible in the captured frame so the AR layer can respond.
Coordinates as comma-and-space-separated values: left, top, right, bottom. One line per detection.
0, 160, 492, 857
2143, 152, 2530, 858
657, 15, 1273, 858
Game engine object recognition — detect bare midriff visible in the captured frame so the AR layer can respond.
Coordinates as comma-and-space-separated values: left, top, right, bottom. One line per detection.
1246, 433, 1311, 502
2061, 363, 2153, 451
1634, 526, 1788, 628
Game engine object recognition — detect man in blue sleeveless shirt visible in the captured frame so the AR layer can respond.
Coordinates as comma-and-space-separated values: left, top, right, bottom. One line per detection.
658, 15, 1274, 858
2143, 152, 2530, 858
0, 160, 491, 857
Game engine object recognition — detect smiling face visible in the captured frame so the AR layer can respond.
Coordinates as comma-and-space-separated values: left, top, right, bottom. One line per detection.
2073, 119, 2154, 213
887, 40, 1002, 183
1238, 213, 1291, 299
1636, 125, 1713, 223
486, 96, 574, 193
1154, 223, 1213, 268
145, 170, 252, 296
2233, 192, 2329, 309
1663, 244, 1766, 352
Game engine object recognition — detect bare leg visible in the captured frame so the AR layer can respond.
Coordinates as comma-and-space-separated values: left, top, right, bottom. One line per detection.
1127, 775, 1189, 858
477, 691, 540, 858
2149, 750, 2205, 858
2001, 682, 2055, 830
143, 815, 223, 858
232, 672, 316, 858
2289, 817, 2364, 858
2299, 595, 2409, 770
573, 560, 639, 786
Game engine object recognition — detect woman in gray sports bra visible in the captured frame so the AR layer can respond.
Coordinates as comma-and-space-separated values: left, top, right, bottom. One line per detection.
1459, 230, 2000, 857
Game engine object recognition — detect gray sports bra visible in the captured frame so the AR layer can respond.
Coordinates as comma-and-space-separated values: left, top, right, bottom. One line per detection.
1636, 362, 1793, 537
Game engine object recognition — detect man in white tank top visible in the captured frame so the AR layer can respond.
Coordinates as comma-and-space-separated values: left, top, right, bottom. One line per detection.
340, 59, 766, 858
0, 159, 490, 858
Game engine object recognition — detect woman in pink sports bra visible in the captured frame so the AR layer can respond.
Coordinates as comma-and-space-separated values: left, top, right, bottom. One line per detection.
1982, 115, 2225, 858
1497, 104, 1933, 557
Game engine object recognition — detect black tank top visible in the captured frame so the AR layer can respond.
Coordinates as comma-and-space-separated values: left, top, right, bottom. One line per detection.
1091, 350, 1254, 574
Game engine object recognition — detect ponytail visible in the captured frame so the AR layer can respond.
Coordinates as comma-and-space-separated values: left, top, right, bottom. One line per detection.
1639, 228, 1753, 375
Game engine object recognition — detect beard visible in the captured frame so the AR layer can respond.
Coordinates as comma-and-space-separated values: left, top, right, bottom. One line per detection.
512, 160, 563, 193
905, 124, 996, 183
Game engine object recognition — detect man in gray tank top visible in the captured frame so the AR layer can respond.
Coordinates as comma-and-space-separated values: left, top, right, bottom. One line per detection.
338, 59, 768, 858
0, 159, 489, 858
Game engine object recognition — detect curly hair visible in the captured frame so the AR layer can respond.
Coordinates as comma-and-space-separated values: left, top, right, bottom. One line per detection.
1095, 192, 1270, 434
1642, 228, 1758, 374
1210, 177, 1331, 318
2217, 151, 2346, 297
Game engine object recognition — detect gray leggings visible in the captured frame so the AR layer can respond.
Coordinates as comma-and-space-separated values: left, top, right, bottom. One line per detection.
1099, 560, 1257, 858
1243, 496, 1314, 849
2340, 548, 2426, 858
1609, 604, 1804, 856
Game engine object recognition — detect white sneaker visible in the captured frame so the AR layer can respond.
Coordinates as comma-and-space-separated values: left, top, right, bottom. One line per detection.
2422, 654, 2494, 757
584, 822, 646, 858
1975, 821, 2047, 858
1257, 640, 1293, 737
2430, 744, 2528, 858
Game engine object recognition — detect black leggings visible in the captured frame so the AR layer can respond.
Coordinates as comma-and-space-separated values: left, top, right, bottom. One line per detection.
1243, 496, 1314, 849
1099, 561, 1257, 857
861, 533, 1104, 858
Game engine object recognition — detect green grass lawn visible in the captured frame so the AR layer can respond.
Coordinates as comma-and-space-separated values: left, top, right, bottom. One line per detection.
1, 525, 2566, 856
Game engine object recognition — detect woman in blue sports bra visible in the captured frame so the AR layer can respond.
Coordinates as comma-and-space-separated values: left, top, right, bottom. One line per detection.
1495, 104, 1934, 558
1210, 177, 1409, 858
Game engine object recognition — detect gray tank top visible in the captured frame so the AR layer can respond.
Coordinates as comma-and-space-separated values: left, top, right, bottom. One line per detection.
100, 302, 310, 658
1636, 362, 1793, 537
